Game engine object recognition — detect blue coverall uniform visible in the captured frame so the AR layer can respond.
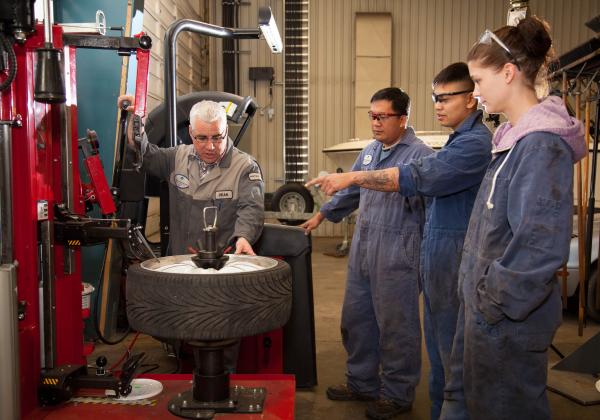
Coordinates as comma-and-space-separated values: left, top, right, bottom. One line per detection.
320, 128, 433, 404
397, 110, 491, 419
441, 132, 574, 419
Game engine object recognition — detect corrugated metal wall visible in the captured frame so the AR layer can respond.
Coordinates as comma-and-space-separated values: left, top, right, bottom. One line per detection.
143, 0, 210, 111
203, 1, 599, 237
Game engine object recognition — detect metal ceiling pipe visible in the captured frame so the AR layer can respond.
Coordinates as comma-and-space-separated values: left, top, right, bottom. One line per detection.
163, 20, 259, 148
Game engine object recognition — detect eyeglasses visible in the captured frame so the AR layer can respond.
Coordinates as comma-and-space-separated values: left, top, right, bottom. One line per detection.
431, 89, 473, 103
367, 112, 403, 122
478, 29, 521, 70
192, 128, 227, 144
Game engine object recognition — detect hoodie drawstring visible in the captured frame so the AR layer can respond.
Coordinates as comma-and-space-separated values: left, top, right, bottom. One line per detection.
486, 146, 516, 210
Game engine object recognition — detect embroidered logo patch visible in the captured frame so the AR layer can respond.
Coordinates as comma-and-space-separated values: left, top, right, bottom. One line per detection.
216, 190, 233, 199
174, 174, 190, 189
249, 172, 262, 181
362, 154, 373, 165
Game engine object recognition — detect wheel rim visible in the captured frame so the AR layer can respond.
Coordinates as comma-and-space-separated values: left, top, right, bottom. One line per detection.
140, 254, 278, 275
279, 191, 306, 213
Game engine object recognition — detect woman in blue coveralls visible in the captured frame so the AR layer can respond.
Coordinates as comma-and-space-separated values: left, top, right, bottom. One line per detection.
440, 16, 586, 419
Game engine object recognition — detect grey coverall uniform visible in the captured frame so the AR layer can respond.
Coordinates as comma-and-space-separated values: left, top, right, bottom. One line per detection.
138, 135, 264, 254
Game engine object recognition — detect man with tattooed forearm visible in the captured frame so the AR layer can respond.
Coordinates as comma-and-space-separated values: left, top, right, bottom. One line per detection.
302, 87, 433, 419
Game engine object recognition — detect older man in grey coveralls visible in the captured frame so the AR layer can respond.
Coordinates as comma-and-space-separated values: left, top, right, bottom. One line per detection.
119, 95, 264, 256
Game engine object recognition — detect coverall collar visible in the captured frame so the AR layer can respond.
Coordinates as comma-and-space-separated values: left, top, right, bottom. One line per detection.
375, 126, 418, 151
391, 126, 418, 148
453, 109, 484, 136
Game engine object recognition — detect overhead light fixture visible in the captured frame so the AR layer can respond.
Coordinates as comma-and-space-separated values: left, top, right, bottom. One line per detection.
259, 6, 283, 54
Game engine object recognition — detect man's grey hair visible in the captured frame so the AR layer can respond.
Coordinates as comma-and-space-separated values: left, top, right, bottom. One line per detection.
189, 100, 227, 128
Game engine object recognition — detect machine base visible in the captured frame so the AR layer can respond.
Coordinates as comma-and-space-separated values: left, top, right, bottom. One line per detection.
168, 386, 266, 419
26, 374, 294, 419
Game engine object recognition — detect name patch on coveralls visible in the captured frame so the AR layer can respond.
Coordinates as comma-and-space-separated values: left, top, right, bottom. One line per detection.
216, 190, 233, 199
362, 154, 373, 165
249, 172, 262, 181
174, 174, 190, 189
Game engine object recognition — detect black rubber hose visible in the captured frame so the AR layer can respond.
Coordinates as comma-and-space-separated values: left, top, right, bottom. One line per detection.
92, 241, 131, 345
0, 34, 17, 92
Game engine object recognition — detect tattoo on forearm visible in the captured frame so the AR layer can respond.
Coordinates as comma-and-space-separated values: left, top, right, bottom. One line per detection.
355, 169, 399, 192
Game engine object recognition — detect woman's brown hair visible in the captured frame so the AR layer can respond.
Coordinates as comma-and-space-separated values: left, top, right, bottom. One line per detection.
467, 16, 554, 92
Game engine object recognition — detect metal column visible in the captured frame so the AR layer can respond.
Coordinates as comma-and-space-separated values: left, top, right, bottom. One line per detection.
0, 121, 20, 420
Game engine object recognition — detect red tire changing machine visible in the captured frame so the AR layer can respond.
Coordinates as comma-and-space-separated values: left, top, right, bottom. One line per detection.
0, 3, 302, 419
0, 4, 196, 418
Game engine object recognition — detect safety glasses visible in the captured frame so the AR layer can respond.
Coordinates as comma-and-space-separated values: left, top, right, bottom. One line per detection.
192, 128, 228, 144
478, 29, 521, 70
367, 111, 403, 122
431, 89, 472, 103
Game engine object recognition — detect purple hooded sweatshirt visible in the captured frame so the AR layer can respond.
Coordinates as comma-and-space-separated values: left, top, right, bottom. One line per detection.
485, 95, 586, 210
492, 95, 586, 162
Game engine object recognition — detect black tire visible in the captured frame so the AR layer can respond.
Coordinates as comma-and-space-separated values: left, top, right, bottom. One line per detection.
586, 267, 600, 322
126, 257, 292, 341
272, 182, 314, 225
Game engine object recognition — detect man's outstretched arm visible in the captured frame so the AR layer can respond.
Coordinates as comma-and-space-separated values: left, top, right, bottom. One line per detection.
305, 167, 399, 195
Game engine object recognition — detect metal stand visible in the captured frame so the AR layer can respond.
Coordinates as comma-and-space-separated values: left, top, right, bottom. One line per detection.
549, 344, 565, 359
168, 340, 266, 419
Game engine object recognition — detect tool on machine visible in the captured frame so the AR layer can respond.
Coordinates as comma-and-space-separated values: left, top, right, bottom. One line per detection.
130, 113, 144, 171
192, 206, 229, 270
59, 10, 108, 35
38, 352, 145, 405
53, 204, 156, 261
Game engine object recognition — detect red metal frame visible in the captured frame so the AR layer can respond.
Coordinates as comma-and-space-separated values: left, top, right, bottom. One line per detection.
238, 329, 284, 374
82, 154, 117, 215
133, 38, 150, 118
1, 25, 84, 417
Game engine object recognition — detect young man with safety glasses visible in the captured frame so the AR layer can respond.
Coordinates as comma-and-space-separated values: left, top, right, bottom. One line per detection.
306, 64, 492, 419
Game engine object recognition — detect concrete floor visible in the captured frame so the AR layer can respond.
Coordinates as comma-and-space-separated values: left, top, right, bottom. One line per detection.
93, 237, 600, 419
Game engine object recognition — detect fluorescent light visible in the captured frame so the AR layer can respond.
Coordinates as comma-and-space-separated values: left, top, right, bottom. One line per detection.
259, 7, 283, 54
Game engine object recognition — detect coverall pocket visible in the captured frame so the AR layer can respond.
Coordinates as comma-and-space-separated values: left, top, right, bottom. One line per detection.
383, 231, 418, 270
401, 236, 418, 267
475, 278, 505, 325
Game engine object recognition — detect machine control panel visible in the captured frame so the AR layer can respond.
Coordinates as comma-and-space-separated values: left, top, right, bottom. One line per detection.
37, 200, 49, 221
